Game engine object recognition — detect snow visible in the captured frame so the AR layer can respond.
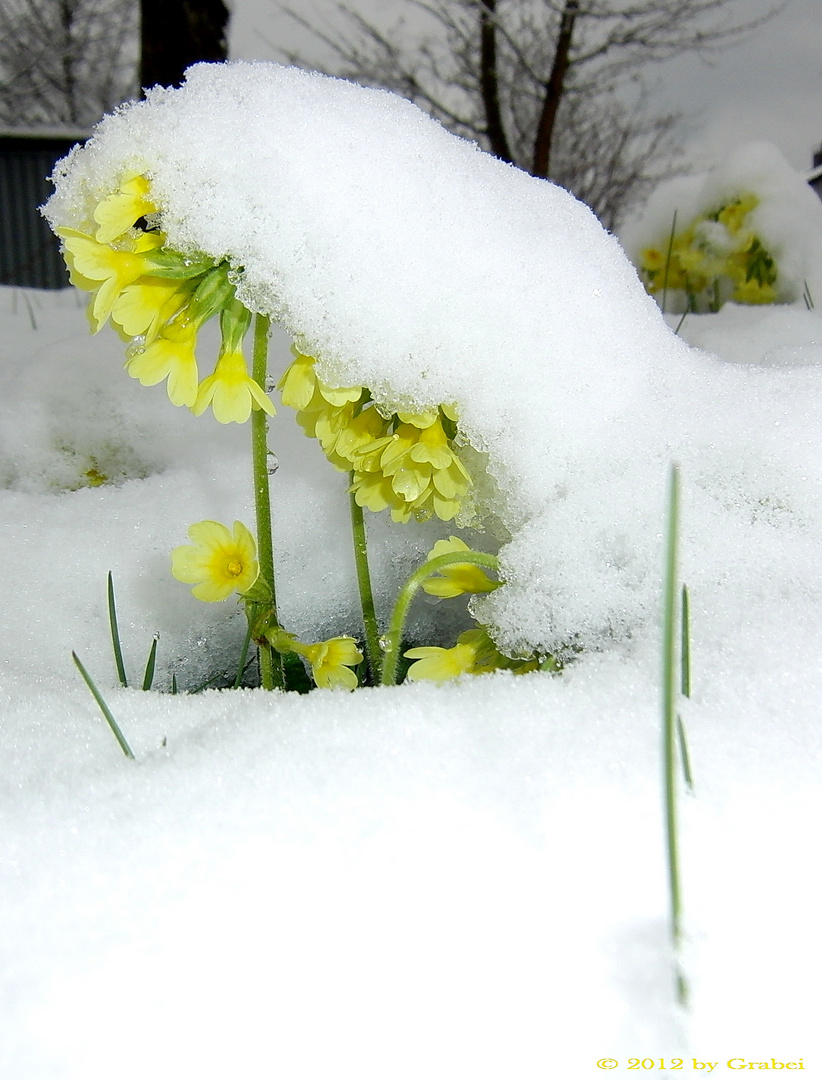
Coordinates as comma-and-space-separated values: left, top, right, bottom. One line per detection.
2, 64, 821, 1076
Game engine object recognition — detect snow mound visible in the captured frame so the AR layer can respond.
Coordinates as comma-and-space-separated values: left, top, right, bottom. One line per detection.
43, 64, 822, 657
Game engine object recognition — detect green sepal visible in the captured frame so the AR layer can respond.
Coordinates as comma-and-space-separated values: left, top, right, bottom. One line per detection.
264, 626, 300, 655
241, 578, 273, 605
143, 249, 216, 280
187, 263, 236, 325
220, 297, 253, 354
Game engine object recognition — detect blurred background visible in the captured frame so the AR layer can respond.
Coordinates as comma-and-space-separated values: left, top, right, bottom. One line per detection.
2, 0, 821, 286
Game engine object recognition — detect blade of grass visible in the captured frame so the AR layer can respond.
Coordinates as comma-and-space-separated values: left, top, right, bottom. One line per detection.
662, 463, 687, 1005
680, 584, 691, 698
233, 619, 254, 688
72, 651, 134, 759
661, 209, 677, 315
677, 582, 694, 792
142, 633, 159, 691
676, 714, 694, 792
107, 571, 128, 687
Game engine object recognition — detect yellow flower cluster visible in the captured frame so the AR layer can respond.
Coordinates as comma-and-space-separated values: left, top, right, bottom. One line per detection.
279, 347, 472, 523
639, 194, 778, 312
57, 172, 274, 423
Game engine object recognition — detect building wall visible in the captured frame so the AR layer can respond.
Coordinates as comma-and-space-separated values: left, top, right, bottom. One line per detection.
0, 133, 87, 289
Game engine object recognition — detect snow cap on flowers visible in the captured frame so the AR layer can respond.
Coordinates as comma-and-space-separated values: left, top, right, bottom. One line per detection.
44, 61, 726, 657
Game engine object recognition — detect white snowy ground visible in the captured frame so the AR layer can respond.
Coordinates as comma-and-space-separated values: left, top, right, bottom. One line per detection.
1, 287, 820, 1078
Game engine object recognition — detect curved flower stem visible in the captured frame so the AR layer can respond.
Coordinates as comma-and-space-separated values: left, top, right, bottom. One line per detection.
349, 480, 382, 683
381, 550, 500, 686
251, 313, 283, 690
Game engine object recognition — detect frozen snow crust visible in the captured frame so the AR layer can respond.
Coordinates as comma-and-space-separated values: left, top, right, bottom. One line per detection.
43, 60, 732, 655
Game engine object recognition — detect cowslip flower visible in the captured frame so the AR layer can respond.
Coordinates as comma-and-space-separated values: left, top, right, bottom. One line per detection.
57, 227, 164, 332
126, 315, 200, 407
93, 174, 158, 244
297, 637, 363, 690
404, 642, 478, 683
405, 627, 538, 684
421, 537, 500, 598
193, 347, 276, 423
192, 298, 276, 423
171, 520, 259, 602
111, 276, 195, 342
266, 629, 362, 690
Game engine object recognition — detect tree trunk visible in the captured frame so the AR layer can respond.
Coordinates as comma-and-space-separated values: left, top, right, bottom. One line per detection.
531, 0, 578, 179
479, 0, 513, 164
140, 0, 230, 93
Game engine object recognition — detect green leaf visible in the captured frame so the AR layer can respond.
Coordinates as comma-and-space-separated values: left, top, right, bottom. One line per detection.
72, 652, 134, 759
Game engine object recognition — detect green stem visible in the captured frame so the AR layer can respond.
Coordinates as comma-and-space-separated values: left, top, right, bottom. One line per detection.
349, 481, 382, 683
662, 463, 687, 1005
251, 313, 283, 690
381, 550, 500, 686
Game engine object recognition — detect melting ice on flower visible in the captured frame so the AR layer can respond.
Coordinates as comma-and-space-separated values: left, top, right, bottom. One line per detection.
43, 63, 822, 658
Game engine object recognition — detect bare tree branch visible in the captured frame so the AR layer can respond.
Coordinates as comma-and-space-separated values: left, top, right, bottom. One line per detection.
273, 0, 783, 225
0, 0, 137, 127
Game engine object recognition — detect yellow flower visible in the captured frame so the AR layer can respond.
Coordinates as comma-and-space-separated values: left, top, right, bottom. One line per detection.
717, 194, 758, 235
351, 415, 471, 523
57, 227, 164, 332
421, 537, 500, 597
641, 247, 664, 273
93, 174, 158, 244
295, 637, 363, 690
192, 347, 276, 423
171, 520, 259, 602
405, 627, 540, 683
279, 347, 362, 412
731, 278, 777, 305
126, 316, 200, 407
404, 642, 477, 683
111, 276, 195, 342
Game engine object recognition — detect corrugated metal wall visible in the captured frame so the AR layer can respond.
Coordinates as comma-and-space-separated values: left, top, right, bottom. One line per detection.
0, 134, 87, 289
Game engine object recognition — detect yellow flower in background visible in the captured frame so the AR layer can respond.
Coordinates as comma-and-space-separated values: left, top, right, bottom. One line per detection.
171, 520, 259, 602
731, 278, 777, 305
193, 347, 275, 423
641, 247, 664, 273
126, 316, 200, 407
717, 194, 759, 235
637, 191, 777, 314
404, 642, 477, 683
93, 174, 158, 244
421, 537, 500, 598
57, 227, 164, 332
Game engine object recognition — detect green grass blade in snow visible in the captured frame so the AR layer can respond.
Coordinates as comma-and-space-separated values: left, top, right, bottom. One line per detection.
72, 652, 135, 759
142, 633, 159, 691
107, 571, 128, 687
